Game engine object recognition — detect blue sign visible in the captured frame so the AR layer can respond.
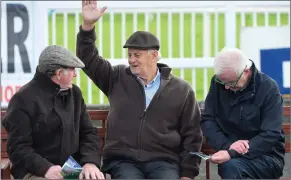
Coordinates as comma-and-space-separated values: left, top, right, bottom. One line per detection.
260, 48, 290, 95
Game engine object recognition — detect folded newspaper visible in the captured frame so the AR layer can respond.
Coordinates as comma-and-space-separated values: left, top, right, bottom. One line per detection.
190, 152, 212, 160
61, 156, 83, 179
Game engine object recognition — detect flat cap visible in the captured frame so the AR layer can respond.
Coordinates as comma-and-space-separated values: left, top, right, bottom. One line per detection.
39, 45, 85, 68
123, 31, 160, 50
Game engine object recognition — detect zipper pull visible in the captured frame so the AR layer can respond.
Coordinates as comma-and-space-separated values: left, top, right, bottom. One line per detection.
140, 109, 146, 119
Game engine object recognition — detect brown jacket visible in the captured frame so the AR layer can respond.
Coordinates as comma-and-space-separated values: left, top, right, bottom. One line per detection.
76, 26, 203, 178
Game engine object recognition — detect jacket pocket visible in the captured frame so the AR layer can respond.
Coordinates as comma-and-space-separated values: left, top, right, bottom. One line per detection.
240, 104, 261, 131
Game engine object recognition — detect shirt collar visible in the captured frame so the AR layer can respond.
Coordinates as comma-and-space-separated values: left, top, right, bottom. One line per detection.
137, 69, 160, 87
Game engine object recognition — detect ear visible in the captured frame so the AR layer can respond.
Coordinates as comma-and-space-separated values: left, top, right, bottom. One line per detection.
152, 50, 158, 62
55, 69, 62, 80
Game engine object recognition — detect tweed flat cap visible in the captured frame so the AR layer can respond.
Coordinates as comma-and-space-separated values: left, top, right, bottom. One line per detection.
123, 31, 160, 50
39, 45, 85, 68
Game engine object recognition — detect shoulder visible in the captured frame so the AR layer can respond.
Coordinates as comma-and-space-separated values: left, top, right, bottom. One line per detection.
72, 84, 83, 97
257, 72, 280, 93
9, 80, 37, 105
170, 75, 194, 94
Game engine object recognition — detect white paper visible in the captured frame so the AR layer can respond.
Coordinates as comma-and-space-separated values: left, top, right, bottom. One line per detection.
190, 152, 212, 160
61, 156, 83, 176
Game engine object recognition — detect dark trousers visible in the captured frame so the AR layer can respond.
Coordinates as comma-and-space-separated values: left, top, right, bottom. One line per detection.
218, 155, 284, 179
102, 159, 180, 179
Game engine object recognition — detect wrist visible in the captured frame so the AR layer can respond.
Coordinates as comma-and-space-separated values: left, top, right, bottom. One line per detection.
227, 149, 239, 158
82, 22, 95, 31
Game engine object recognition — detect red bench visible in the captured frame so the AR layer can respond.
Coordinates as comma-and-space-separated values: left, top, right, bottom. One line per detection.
1, 107, 290, 179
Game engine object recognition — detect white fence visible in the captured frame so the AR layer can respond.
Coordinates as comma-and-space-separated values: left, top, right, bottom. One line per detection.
46, 1, 290, 104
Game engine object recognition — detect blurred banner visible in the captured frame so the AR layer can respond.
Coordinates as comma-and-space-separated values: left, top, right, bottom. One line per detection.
240, 26, 290, 95
1, 1, 46, 107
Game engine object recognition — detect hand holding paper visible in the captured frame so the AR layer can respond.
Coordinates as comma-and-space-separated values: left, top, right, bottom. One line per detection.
61, 156, 83, 179
190, 152, 212, 160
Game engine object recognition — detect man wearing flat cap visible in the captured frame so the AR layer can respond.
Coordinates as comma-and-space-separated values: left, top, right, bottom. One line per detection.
2, 45, 104, 179
76, 1, 203, 179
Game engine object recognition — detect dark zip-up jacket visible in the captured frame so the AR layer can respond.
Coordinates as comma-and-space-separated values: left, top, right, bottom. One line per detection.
2, 70, 101, 178
201, 63, 285, 163
76, 26, 203, 178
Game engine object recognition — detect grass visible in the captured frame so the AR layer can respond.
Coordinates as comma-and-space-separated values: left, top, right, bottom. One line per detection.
48, 12, 289, 104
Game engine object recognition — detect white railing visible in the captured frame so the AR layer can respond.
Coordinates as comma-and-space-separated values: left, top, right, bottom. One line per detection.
46, 1, 290, 104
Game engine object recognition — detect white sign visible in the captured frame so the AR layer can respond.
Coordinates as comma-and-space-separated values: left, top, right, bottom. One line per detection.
1, 1, 47, 107
240, 26, 290, 94
240, 26, 290, 70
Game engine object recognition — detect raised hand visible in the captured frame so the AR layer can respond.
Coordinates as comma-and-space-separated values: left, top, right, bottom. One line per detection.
82, 0, 107, 30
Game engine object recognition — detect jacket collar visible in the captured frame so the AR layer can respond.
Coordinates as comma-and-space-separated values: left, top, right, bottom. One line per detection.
33, 67, 71, 96
241, 60, 258, 95
126, 63, 172, 79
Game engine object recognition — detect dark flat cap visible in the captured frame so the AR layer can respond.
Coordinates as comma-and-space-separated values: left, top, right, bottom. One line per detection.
123, 31, 160, 50
39, 45, 85, 68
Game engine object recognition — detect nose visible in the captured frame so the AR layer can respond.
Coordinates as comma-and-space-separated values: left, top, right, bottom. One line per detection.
73, 70, 77, 77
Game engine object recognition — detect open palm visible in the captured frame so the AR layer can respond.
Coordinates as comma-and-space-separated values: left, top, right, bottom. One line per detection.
82, 0, 107, 25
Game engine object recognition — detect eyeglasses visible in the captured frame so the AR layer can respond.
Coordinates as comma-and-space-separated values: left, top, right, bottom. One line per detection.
215, 65, 247, 88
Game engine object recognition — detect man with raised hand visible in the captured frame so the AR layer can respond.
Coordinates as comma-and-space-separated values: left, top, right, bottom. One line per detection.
76, 0, 203, 179
201, 47, 285, 179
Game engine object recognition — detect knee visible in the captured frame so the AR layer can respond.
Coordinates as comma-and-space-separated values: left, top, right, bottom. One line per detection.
109, 162, 144, 179
218, 159, 243, 179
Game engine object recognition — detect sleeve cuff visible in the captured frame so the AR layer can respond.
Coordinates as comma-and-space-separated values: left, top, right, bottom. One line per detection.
34, 160, 53, 177
227, 149, 240, 158
78, 25, 96, 42
181, 168, 199, 179
80, 155, 101, 169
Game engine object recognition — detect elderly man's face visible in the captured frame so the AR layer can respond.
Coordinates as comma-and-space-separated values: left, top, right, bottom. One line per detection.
216, 67, 250, 92
127, 48, 157, 76
57, 67, 77, 88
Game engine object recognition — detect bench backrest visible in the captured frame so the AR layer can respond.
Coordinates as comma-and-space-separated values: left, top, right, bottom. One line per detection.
1, 107, 290, 159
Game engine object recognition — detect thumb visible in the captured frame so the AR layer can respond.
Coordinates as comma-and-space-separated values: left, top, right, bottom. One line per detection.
56, 165, 62, 170
100, 6, 107, 14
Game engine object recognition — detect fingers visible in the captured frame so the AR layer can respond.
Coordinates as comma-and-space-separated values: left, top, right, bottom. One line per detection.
100, 6, 108, 15
85, 171, 90, 180
237, 145, 245, 154
238, 140, 249, 154
79, 171, 104, 180
96, 172, 105, 179
230, 140, 250, 154
82, 0, 87, 7
79, 172, 84, 180
232, 143, 246, 154
57, 173, 64, 179
241, 140, 250, 149
82, 0, 94, 7
92, 0, 97, 7
89, 171, 97, 179
209, 156, 219, 164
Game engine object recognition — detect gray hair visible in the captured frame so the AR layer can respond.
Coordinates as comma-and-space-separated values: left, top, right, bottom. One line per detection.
37, 64, 64, 77
214, 47, 252, 76
148, 49, 162, 61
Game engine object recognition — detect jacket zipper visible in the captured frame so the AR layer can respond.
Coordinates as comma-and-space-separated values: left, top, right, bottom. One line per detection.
133, 76, 167, 159
133, 76, 147, 159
